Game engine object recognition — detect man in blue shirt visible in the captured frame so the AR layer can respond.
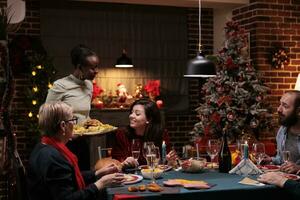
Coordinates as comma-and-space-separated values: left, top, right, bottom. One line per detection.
263, 90, 300, 174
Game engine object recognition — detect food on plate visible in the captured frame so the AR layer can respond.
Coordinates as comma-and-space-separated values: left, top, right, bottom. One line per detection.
146, 183, 163, 192
258, 164, 280, 172
163, 179, 211, 189
138, 185, 146, 191
141, 168, 163, 179
73, 119, 116, 135
94, 158, 122, 171
83, 118, 102, 128
124, 174, 138, 182
128, 186, 139, 192
282, 173, 300, 180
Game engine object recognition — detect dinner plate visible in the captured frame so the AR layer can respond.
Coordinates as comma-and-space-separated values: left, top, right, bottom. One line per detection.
282, 173, 300, 181
258, 164, 280, 172
123, 174, 143, 185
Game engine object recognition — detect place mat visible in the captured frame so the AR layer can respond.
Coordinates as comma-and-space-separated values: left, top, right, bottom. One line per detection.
110, 186, 180, 194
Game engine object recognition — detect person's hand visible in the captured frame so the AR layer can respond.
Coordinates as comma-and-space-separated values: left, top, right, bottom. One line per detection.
166, 150, 178, 162
181, 159, 192, 170
166, 150, 179, 167
257, 172, 288, 187
122, 157, 138, 168
280, 161, 300, 174
95, 173, 125, 190
95, 163, 120, 177
260, 155, 272, 165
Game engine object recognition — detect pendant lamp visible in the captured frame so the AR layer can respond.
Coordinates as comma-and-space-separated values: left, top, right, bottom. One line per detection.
115, 49, 133, 68
184, 0, 216, 78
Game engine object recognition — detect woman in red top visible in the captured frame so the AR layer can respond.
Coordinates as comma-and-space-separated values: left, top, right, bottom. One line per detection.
111, 98, 175, 167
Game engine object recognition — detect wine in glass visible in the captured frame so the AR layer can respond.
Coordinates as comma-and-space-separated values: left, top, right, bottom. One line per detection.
145, 145, 157, 183
131, 139, 141, 174
206, 139, 220, 168
252, 142, 265, 166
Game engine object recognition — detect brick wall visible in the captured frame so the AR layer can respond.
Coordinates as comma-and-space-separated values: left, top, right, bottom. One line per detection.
232, 0, 300, 139
232, 0, 300, 105
0, 0, 40, 199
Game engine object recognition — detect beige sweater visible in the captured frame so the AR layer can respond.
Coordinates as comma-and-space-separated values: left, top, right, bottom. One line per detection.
46, 74, 93, 123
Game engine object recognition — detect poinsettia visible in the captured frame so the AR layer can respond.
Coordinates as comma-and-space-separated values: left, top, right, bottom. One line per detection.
144, 80, 160, 99
92, 81, 103, 100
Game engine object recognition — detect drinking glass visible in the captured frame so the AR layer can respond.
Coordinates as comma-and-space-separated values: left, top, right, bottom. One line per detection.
131, 139, 141, 174
154, 146, 161, 167
282, 150, 290, 163
132, 139, 141, 161
252, 142, 265, 165
206, 139, 220, 168
143, 141, 155, 159
145, 145, 156, 183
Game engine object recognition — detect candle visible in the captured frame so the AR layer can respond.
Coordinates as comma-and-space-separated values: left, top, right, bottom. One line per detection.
244, 141, 249, 159
162, 141, 166, 164
196, 143, 200, 159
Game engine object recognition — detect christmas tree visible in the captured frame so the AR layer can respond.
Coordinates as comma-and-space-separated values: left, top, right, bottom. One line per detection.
191, 21, 273, 140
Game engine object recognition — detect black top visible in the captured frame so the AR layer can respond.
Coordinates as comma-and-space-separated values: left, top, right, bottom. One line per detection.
284, 179, 300, 200
27, 143, 99, 200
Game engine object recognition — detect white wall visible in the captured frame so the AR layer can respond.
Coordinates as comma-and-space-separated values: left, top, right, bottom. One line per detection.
213, 6, 236, 54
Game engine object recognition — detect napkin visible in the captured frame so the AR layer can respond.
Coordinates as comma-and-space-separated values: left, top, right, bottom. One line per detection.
229, 158, 262, 176
239, 177, 265, 186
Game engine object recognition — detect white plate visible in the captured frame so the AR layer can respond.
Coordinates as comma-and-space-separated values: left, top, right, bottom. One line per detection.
123, 174, 143, 185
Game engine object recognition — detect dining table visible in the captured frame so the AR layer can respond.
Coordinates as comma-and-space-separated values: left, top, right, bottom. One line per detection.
106, 169, 292, 200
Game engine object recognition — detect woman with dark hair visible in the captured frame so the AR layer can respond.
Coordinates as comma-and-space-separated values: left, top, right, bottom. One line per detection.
111, 98, 175, 167
46, 44, 99, 170
27, 102, 124, 200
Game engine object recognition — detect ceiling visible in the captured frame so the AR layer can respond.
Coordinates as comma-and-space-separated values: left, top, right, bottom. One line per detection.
73, 0, 249, 8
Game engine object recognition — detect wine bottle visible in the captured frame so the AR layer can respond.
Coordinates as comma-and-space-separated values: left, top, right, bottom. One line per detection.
218, 129, 232, 173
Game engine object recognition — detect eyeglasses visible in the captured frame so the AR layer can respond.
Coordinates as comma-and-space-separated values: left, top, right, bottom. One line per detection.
64, 116, 78, 125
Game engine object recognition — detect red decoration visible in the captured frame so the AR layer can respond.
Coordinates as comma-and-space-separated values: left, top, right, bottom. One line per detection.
95, 100, 104, 109
156, 100, 163, 109
92, 81, 103, 100
144, 80, 160, 100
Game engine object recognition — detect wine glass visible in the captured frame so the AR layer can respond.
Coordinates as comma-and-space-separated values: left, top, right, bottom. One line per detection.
206, 139, 220, 168
131, 139, 141, 174
252, 142, 265, 166
154, 146, 161, 167
145, 145, 156, 183
282, 150, 290, 163
143, 141, 155, 159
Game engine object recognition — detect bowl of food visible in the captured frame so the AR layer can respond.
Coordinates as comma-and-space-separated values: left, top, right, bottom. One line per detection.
181, 158, 206, 173
141, 168, 163, 179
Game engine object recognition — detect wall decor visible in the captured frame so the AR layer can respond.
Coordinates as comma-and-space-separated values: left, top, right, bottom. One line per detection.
271, 47, 288, 69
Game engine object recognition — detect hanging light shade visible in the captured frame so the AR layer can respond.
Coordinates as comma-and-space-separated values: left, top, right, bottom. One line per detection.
184, 51, 216, 78
115, 49, 133, 68
184, 0, 216, 78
